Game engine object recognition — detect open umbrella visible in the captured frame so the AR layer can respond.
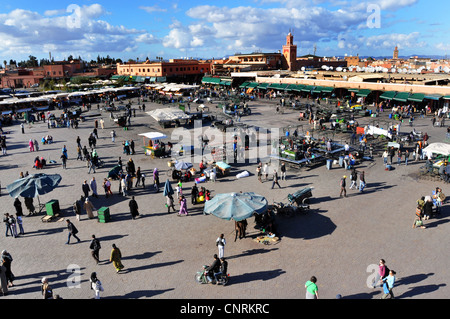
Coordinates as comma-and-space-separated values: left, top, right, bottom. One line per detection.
163, 179, 174, 196
6, 173, 62, 212
204, 192, 268, 221
174, 161, 193, 170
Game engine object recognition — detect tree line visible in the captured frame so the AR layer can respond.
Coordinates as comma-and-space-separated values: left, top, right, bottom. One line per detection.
1, 55, 123, 69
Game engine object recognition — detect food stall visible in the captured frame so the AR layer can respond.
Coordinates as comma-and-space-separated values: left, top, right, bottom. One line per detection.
139, 132, 167, 158
147, 107, 192, 128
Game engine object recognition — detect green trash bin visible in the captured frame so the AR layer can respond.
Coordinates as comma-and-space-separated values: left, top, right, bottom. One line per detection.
45, 200, 60, 216
98, 207, 111, 223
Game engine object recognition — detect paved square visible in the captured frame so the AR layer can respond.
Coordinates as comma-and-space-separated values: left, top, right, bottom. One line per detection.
0, 96, 448, 299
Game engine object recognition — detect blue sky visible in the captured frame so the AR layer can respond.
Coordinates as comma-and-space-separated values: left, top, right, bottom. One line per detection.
0, 0, 448, 63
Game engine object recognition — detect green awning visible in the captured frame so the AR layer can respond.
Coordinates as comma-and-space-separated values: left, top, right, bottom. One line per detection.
246, 82, 259, 88
321, 87, 334, 94
219, 79, 232, 86
393, 92, 410, 102
443, 95, 450, 100
135, 76, 146, 83
302, 85, 315, 92
257, 83, 269, 89
312, 86, 323, 93
202, 77, 220, 84
110, 75, 124, 80
408, 93, 425, 103
356, 89, 371, 97
149, 77, 156, 83
348, 88, 360, 93
277, 83, 289, 90
292, 84, 305, 92
424, 94, 442, 101
284, 84, 297, 91
239, 82, 250, 88
268, 83, 280, 89
380, 91, 397, 100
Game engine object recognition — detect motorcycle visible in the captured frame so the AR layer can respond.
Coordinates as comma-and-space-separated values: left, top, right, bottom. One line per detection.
195, 265, 229, 286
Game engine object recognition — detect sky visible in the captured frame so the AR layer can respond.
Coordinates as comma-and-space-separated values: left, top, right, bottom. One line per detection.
0, 0, 448, 63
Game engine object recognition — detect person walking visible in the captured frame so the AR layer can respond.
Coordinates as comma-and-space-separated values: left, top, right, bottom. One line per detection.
65, 219, 80, 244
256, 165, 262, 183
90, 177, 98, 198
128, 196, 140, 220
24, 197, 35, 216
0, 264, 8, 296
13, 197, 23, 217
263, 163, 269, 181
349, 169, 358, 190
90, 235, 101, 264
76, 146, 83, 161
166, 194, 176, 213
90, 272, 104, 299
1, 251, 14, 288
110, 244, 124, 273
178, 195, 188, 216
381, 270, 396, 299
359, 170, 366, 192
16, 214, 24, 235
82, 180, 90, 199
84, 198, 96, 219
103, 178, 112, 198
88, 157, 96, 174
135, 167, 142, 187
60, 153, 67, 169
29, 139, 35, 152
383, 150, 388, 165
153, 168, 160, 192
305, 276, 319, 299
280, 162, 286, 180
371, 259, 387, 288
8, 215, 17, 238
73, 196, 83, 221
271, 169, 281, 189
110, 130, 116, 143
216, 234, 226, 258
339, 176, 347, 198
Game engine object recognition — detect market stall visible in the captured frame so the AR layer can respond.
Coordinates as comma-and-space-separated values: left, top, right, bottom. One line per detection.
147, 107, 192, 128
139, 132, 168, 158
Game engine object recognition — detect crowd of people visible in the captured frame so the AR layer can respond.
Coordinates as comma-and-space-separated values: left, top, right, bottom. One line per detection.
0, 86, 448, 301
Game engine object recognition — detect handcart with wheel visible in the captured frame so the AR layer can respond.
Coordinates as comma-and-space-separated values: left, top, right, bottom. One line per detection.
287, 187, 313, 206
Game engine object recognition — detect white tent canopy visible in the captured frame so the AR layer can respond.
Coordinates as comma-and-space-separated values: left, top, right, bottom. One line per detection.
147, 108, 191, 122
423, 143, 450, 157
138, 132, 167, 140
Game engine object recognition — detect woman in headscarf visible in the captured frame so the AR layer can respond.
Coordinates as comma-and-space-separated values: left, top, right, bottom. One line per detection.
178, 195, 188, 216
41, 277, 53, 299
128, 196, 140, 219
90, 272, 104, 299
29, 139, 34, 152
110, 244, 124, 273
83, 198, 96, 219
1, 250, 14, 287
153, 168, 160, 191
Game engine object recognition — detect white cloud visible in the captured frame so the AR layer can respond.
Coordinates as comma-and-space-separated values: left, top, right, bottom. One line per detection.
0, 4, 146, 58
139, 5, 167, 13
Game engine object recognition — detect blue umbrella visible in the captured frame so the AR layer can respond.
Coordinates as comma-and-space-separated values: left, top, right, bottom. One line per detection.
163, 179, 174, 196
204, 192, 268, 221
174, 161, 193, 170
7, 173, 62, 198
7, 173, 62, 213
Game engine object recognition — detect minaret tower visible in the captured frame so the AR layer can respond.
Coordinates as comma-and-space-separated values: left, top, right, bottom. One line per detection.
282, 31, 297, 71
